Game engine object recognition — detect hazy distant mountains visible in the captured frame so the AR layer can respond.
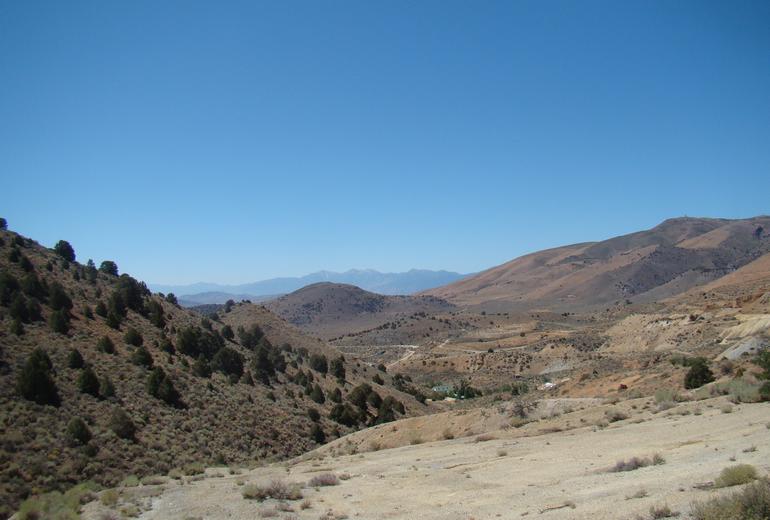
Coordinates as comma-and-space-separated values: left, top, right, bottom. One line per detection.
150, 269, 468, 306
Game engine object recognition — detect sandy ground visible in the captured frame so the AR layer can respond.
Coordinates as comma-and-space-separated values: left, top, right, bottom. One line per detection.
82, 398, 770, 520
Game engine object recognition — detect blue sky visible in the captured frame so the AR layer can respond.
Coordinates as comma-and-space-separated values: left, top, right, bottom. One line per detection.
1, 1, 769, 284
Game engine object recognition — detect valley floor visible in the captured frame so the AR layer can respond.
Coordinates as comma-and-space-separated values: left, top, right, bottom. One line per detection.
82, 397, 770, 520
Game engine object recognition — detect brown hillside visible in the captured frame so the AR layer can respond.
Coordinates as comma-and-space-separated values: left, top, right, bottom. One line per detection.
425, 216, 770, 310
265, 282, 455, 340
0, 228, 427, 517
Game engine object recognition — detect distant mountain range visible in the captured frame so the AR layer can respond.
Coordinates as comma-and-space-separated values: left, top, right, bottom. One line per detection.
150, 269, 468, 305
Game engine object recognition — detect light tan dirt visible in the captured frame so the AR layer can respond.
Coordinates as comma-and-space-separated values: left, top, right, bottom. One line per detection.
83, 399, 770, 520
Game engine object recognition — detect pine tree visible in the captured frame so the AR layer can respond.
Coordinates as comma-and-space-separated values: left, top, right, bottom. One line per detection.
16, 348, 60, 406
53, 240, 76, 262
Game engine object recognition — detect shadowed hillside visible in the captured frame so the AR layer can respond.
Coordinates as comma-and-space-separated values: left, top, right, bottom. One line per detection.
265, 283, 455, 340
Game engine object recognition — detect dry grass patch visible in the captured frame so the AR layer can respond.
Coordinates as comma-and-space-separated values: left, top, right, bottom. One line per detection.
647, 504, 679, 518
140, 475, 168, 486
610, 453, 665, 473
243, 480, 303, 501
308, 473, 340, 487
605, 408, 629, 422
625, 488, 649, 500
17, 483, 99, 520
100, 489, 120, 507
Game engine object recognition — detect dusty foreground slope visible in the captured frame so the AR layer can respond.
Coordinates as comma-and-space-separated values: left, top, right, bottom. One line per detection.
82, 398, 770, 520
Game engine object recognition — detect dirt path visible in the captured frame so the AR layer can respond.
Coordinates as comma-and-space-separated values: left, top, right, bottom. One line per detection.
83, 399, 770, 520
387, 345, 419, 369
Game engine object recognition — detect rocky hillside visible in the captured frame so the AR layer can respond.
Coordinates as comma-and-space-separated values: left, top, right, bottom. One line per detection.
265, 282, 455, 340
425, 216, 770, 310
0, 226, 428, 517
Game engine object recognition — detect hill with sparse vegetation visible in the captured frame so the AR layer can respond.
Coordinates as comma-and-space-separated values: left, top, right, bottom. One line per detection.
0, 224, 429, 517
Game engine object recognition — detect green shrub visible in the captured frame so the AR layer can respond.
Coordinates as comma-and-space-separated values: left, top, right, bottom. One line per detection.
131, 345, 154, 368
99, 489, 119, 506
109, 408, 136, 440
120, 475, 140, 487
211, 347, 244, 377
330, 355, 346, 380
10, 318, 24, 335
21, 272, 47, 300
97, 336, 116, 354
66, 417, 92, 445
48, 309, 70, 334
78, 366, 100, 397
99, 260, 118, 276
685, 358, 715, 389
237, 323, 264, 348
727, 378, 762, 403
309, 354, 328, 374
691, 478, 770, 519
193, 355, 212, 378
105, 311, 121, 329
53, 240, 76, 262
159, 336, 175, 354
67, 349, 84, 369
715, 465, 758, 488
146, 300, 165, 328
123, 328, 143, 347
329, 403, 360, 427
10, 293, 30, 323
147, 367, 181, 407
99, 376, 115, 398
760, 382, 770, 401
310, 423, 326, 443
0, 271, 20, 305
177, 325, 224, 359
48, 283, 73, 311
221, 324, 234, 340
307, 407, 321, 422
95, 300, 107, 317
16, 482, 99, 520
310, 384, 325, 404
511, 381, 530, 396
16, 348, 60, 406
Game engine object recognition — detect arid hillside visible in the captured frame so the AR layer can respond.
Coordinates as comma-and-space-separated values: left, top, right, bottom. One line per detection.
0, 227, 429, 517
425, 216, 770, 311
265, 282, 455, 340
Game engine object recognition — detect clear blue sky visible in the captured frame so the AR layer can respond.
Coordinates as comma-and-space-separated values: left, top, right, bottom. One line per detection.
2, 1, 769, 284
